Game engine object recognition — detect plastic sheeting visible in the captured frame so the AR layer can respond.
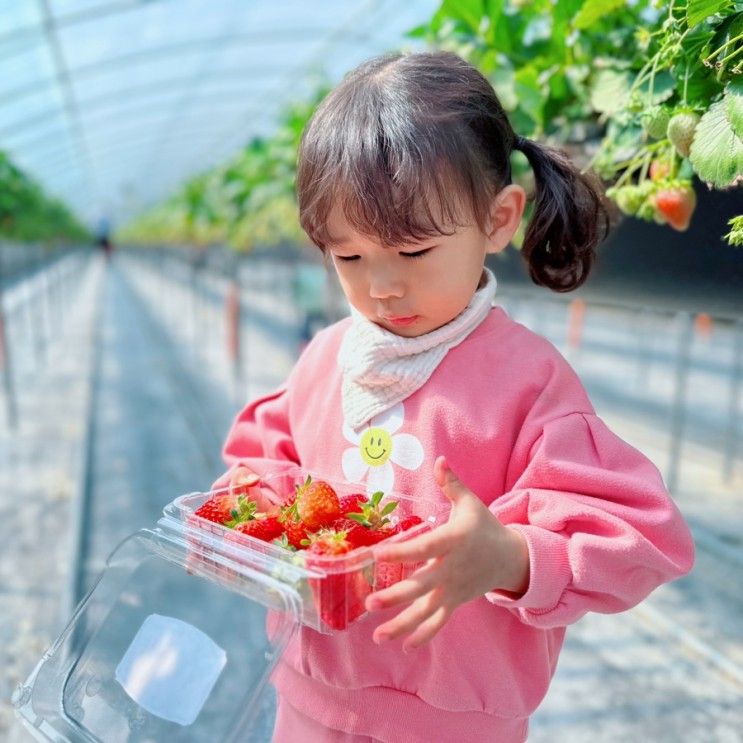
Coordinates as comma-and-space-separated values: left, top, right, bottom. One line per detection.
0, 0, 437, 226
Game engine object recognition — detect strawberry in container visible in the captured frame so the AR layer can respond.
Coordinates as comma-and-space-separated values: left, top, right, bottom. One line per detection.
170, 467, 450, 632
184, 469, 278, 582
302, 529, 372, 630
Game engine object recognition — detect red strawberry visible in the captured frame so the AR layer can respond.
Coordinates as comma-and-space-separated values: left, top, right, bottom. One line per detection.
294, 476, 340, 531
346, 490, 398, 530
365, 527, 395, 545
339, 493, 368, 516
389, 515, 424, 536
194, 493, 257, 527
332, 489, 401, 548
230, 515, 283, 543
331, 516, 379, 549
278, 502, 309, 550
373, 515, 425, 589
374, 560, 403, 590
304, 529, 371, 630
652, 184, 697, 231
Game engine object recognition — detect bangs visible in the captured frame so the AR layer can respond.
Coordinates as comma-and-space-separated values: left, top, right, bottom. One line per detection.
303, 156, 485, 250
300, 151, 487, 249
297, 59, 500, 249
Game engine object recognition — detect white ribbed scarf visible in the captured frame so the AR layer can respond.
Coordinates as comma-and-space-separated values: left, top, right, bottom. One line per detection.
337, 268, 497, 431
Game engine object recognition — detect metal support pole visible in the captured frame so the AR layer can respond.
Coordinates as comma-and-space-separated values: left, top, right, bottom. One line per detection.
723, 319, 742, 483
666, 312, 694, 494
40, 261, 53, 365
0, 278, 18, 429
189, 250, 198, 348
635, 308, 655, 390
225, 270, 243, 401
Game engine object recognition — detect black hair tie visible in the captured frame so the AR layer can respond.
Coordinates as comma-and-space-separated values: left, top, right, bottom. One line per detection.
514, 135, 528, 151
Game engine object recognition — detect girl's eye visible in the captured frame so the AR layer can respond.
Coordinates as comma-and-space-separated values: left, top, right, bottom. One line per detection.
400, 248, 431, 260
334, 255, 360, 262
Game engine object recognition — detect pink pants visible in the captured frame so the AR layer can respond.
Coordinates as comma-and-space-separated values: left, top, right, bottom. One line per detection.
271, 694, 381, 742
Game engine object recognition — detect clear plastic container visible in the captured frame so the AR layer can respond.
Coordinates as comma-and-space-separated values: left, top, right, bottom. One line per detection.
160, 465, 451, 633
12, 466, 450, 741
12, 528, 299, 742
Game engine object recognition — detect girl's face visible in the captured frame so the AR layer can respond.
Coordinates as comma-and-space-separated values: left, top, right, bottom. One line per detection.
325, 204, 503, 338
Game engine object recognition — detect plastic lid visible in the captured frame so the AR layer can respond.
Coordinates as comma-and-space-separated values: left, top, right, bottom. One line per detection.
13, 528, 301, 742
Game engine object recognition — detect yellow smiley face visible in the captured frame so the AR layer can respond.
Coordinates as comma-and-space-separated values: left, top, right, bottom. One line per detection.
360, 427, 392, 467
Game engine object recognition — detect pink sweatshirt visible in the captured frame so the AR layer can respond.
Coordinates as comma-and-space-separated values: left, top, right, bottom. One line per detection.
221, 308, 695, 742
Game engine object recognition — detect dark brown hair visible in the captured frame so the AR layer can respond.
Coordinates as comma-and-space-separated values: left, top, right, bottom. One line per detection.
297, 51, 610, 292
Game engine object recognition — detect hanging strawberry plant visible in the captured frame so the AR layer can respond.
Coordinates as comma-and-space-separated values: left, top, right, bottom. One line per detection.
409, 0, 743, 246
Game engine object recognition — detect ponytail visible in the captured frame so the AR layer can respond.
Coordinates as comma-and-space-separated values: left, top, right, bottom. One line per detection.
515, 137, 611, 292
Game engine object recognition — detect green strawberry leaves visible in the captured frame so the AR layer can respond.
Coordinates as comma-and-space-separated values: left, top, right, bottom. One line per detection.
686, 0, 733, 28
689, 94, 743, 188
225, 495, 258, 528
725, 78, 743, 140
346, 491, 398, 529
590, 69, 631, 115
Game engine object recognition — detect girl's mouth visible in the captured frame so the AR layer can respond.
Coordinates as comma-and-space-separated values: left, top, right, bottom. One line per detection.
385, 315, 419, 326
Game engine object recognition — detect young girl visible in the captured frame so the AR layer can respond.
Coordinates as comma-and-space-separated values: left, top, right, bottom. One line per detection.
216, 51, 695, 742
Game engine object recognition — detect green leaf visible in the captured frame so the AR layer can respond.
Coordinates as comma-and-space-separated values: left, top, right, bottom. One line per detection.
590, 68, 631, 114
548, 68, 570, 102
674, 60, 725, 104
381, 502, 399, 516
486, 1, 516, 57
683, 23, 716, 59
723, 214, 743, 246
514, 65, 545, 127
573, 0, 626, 30
688, 97, 743, 187
553, 0, 585, 30
489, 64, 518, 111
687, 0, 733, 28
637, 70, 676, 105
439, 0, 485, 35
405, 23, 429, 39
708, 11, 743, 73
726, 79, 743, 139
605, 116, 645, 161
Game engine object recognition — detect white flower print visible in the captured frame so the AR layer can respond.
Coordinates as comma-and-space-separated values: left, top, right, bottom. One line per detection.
341, 402, 424, 496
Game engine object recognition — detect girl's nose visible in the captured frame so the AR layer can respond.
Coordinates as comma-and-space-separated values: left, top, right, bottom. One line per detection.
368, 268, 404, 299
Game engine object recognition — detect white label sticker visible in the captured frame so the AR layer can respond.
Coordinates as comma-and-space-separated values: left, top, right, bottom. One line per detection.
115, 613, 227, 727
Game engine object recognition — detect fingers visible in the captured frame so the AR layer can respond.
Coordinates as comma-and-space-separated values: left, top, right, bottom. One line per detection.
373, 526, 456, 564
373, 589, 442, 644
402, 605, 451, 651
229, 466, 261, 494
366, 559, 440, 611
434, 455, 470, 504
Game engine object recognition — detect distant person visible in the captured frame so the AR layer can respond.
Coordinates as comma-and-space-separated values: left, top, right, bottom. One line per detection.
212, 51, 695, 742
97, 235, 113, 260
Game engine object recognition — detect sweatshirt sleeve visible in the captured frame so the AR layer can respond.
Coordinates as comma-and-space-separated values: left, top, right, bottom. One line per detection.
208, 380, 301, 493
213, 322, 345, 490
484, 349, 695, 628
224, 382, 299, 467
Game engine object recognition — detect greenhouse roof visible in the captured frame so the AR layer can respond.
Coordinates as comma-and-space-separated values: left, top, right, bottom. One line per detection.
0, 0, 437, 229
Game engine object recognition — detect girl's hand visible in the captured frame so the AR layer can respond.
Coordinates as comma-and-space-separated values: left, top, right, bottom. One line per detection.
211, 465, 281, 513
365, 455, 530, 651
